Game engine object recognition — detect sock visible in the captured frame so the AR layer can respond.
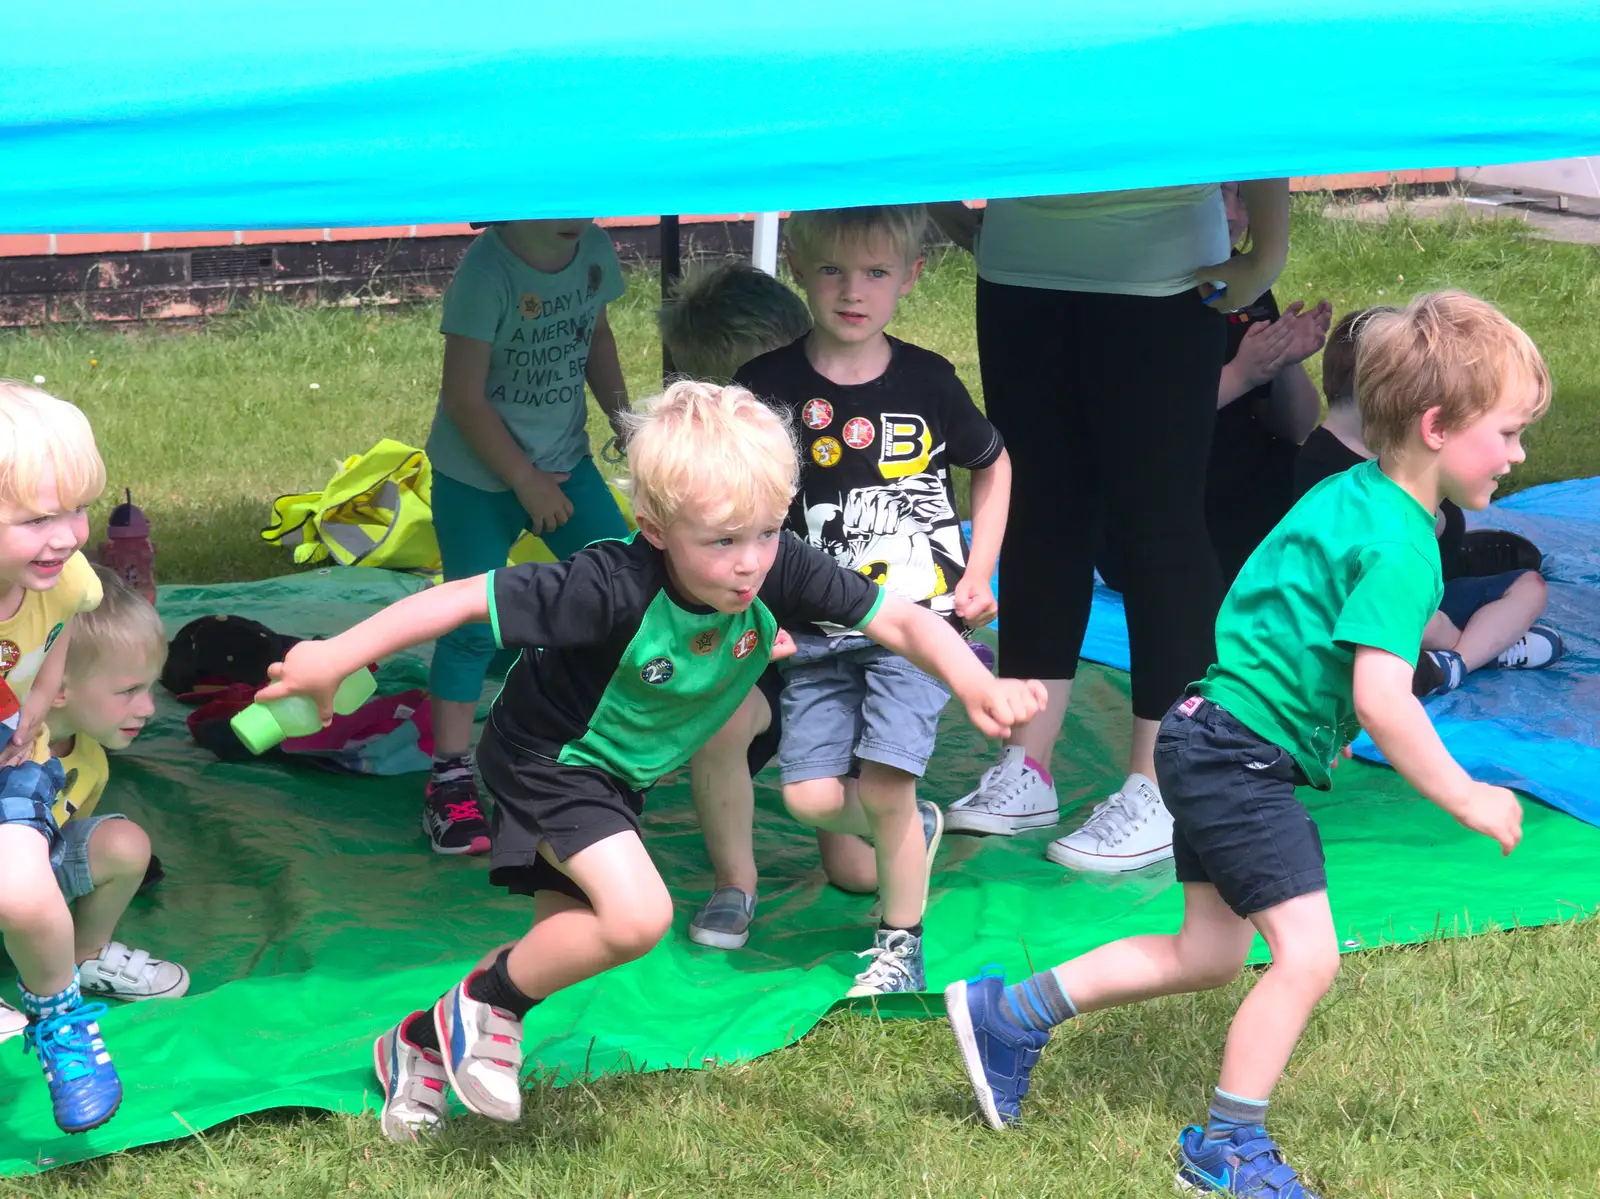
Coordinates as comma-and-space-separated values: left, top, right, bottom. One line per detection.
1023, 756, 1053, 787
1000, 968, 1077, 1031
403, 1009, 440, 1054
431, 753, 473, 785
464, 948, 540, 1020
18, 970, 82, 1021
1203, 1087, 1269, 1143
879, 920, 923, 939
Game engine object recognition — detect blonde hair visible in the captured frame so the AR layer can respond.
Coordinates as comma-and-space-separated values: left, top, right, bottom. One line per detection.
785, 205, 928, 268
0, 381, 106, 514
619, 381, 798, 528
66, 565, 167, 681
1355, 292, 1551, 457
657, 260, 812, 382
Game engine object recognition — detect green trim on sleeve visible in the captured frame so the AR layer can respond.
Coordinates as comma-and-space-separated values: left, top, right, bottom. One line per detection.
486, 571, 503, 649
851, 585, 887, 631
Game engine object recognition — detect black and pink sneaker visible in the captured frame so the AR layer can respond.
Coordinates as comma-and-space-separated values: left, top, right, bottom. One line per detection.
422, 773, 490, 856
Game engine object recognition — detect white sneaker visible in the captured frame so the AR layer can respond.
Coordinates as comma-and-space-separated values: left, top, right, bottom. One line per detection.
0, 1000, 25, 1044
1046, 773, 1173, 873
945, 746, 1061, 836
79, 941, 191, 1001
1495, 624, 1564, 670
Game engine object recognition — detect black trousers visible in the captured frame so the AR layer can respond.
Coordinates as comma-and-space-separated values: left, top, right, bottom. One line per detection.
977, 278, 1227, 720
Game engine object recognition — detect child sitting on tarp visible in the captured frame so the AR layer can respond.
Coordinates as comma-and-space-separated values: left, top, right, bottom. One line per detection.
421, 219, 635, 857
0, 381, 123, 1133
1297, 309, 1563, 695
39, 566, 188, 1002
657, 258, 879, 949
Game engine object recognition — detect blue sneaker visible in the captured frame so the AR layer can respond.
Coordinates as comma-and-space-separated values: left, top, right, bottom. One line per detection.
944, 969, 1049, 1129
1177, 1124, 1320, 1198
24, 1003, 122, 1133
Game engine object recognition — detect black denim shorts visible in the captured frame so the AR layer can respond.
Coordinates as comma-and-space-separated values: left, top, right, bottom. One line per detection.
1153, 695, 1325, 917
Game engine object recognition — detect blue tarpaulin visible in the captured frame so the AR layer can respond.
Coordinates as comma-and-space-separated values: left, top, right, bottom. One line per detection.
997, 478, 1600, 826
5, 1, 1600, 233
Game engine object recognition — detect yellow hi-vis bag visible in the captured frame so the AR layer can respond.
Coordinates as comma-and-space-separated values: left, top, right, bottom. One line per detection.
261, 440, 441, 574
263, 441, 635, 577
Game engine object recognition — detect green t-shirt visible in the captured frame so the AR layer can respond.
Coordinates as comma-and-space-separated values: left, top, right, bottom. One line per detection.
1197, 459, 1443, 788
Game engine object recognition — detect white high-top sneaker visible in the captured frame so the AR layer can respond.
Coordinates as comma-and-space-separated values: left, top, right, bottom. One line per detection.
1046, 772, 1173, 873
945, 746, 1061, 835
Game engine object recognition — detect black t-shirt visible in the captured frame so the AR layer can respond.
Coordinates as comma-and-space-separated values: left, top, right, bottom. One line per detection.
1294, 425, 1467, 576
1207, 289, 1300, 582
485, 531, 883, 790
734, 336, 1004, 632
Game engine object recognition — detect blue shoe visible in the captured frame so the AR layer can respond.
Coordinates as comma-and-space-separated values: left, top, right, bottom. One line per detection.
944, 970, 1049, 1129
1176, 1124, 1320, 1198
24, 1003, 122, 1134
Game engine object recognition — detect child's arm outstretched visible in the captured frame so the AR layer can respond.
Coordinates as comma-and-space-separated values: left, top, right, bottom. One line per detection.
1353, 645, 1522, 853
585, 307, 632, 444
953, 449, 1011, 629
257, 578, 490, 722
0, 626, 72, 767
863, 595, 1045, 738
441, 335, 573, 534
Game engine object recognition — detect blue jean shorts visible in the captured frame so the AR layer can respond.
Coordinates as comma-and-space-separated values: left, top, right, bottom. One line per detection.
53, 814, 123, 902
0, 758, 69, 872
777, 635, 950, 784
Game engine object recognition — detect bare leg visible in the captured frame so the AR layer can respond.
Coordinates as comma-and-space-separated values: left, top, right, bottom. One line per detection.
688, 686, 768, 895
1216, 891, 1339, 1098
1004, 679, 1073, 771
1128, 716, 1158, 781
855, 761, 925, 927
1441, 573, 1549, 672
71, 819, 151, 961
817, 787, 877, 893
429, 697, 477, 761
0, 826, 76, 997
1055, 883, 1256, 1012
502, 832, 673, 1000
785, 776, 871, 839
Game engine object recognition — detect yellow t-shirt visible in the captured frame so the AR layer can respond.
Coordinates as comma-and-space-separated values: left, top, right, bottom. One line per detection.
0, 551, 103, 761
52, 732, 108, 826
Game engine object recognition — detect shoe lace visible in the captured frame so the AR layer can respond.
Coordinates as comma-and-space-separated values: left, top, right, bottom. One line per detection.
442, 798, 484, 823
1075, 786, 1156, 846
1499, 636, 1533, 667
25, 1004, 111, 1082
854, 930, 917, 990
962, 756, 1034, 811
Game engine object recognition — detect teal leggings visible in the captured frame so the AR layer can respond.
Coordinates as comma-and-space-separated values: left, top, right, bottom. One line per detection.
429, 458, 628, 703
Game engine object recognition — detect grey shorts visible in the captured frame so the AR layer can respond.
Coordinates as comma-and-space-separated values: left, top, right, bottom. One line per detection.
54, 814, 124, 902
777, 636, 950, 784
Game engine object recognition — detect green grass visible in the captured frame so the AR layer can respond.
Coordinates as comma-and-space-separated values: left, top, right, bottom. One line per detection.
5, 200, 1600, 1195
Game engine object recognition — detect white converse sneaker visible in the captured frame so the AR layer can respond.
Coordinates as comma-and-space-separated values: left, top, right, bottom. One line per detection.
0, 999, 25, 1044
1046, 773, 1173, 873
946, 746, 1061, 836
79, 941, 191, 1001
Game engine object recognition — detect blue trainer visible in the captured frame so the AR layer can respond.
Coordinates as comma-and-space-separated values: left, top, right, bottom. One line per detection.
944, 969, 1049, 1129
24, 1003, 123, 1133
1177, 1124, 1320, 1198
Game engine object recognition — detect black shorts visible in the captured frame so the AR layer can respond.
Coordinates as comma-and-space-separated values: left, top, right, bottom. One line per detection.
477, 721, 647, 904
746, 664, 783, 777
1153, 695, 1324, 918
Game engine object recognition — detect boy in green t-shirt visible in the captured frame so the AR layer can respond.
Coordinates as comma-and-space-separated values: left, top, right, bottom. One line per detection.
942, 291, 1544, 1198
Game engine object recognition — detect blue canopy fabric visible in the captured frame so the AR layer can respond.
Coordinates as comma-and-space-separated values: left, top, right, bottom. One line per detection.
6, 1, 1600, 234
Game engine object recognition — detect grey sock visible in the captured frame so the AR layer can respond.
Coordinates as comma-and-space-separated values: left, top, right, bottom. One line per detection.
1001, 968, 1078, 1031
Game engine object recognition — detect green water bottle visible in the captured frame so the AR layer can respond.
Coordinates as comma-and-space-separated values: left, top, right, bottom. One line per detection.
230, 668, 378, 755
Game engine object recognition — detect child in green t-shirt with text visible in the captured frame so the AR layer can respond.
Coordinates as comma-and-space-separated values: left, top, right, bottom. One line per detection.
942, 291, 1543, 1199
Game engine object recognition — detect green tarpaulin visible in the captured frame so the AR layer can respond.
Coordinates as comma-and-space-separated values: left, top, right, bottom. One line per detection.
3, 569, 1594, 1175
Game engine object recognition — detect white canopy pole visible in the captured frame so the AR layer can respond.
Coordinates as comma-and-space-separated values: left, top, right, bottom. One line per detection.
752, 211, 780, 275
